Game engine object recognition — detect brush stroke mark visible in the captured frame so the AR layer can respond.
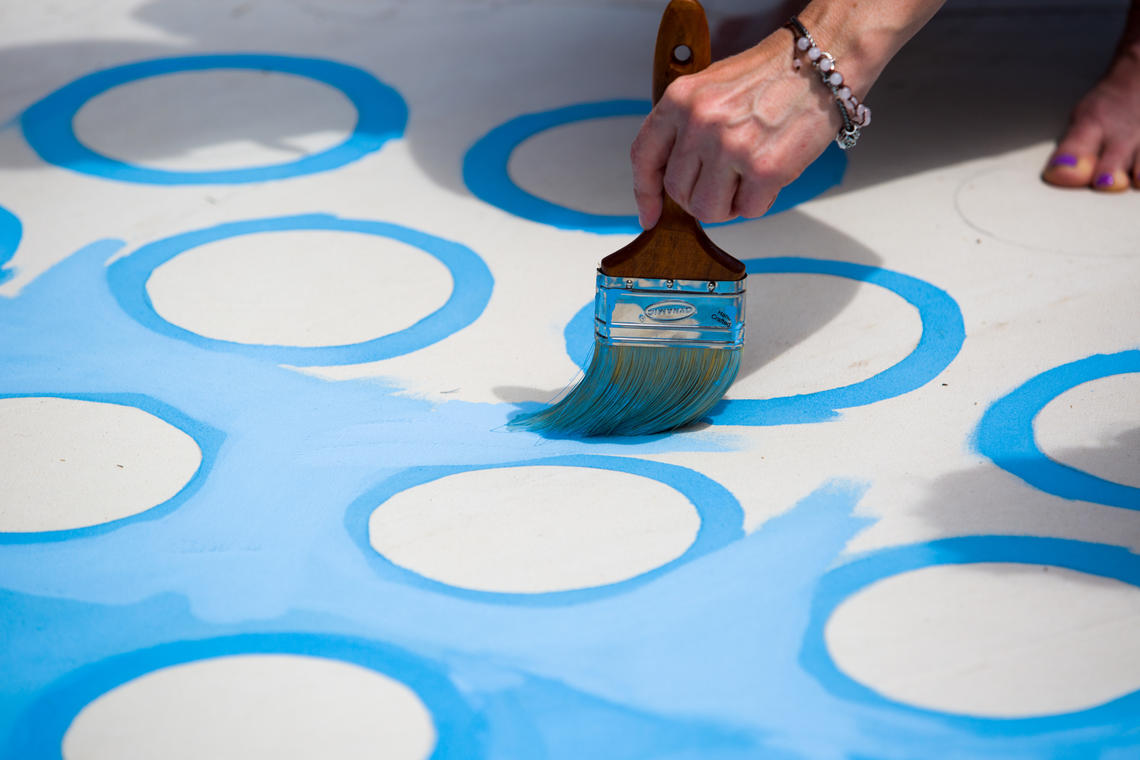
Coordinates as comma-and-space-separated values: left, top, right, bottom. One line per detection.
20, 54, 406, 184
0, 391, 222, 545
107, 214, 493, 366
975, 351, 1140, 510
9, 632, 485, 760
564, 258, 965, 425
804, 535, 1140, 738
347, 455, 744, 605
0, 204, 19, 284
463, 100, 846, 234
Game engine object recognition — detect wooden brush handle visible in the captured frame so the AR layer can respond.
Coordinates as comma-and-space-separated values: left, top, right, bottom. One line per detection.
602, 0, 745, 282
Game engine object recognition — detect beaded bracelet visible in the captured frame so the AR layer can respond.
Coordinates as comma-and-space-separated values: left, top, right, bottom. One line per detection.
786, 16, 871, 150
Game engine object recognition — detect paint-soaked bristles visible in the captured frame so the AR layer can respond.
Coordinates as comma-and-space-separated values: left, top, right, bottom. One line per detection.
510, 342, 741, 437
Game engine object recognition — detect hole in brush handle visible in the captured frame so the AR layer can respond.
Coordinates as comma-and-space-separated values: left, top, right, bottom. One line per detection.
672, 44, 692, 63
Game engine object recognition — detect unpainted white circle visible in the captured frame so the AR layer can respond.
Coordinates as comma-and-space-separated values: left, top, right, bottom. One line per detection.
826, 563, 1140, 717
62, 654, 437, 760
146, 230, 452, 347
1035, 373, 1140, 488
0, 397, 201, 533
955, 160, 1139, 258
74, 70, 356, 172
509, 116, 642, 216
369, 465, 701, 593
725, 273, 921, 399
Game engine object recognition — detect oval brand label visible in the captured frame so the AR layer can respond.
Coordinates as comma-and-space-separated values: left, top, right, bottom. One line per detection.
644, 300, 696, 321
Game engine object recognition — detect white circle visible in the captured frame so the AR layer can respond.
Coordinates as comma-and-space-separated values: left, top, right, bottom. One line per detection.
509, 116, 642, 216
145, 230, 452, 348
826, 563, 1140, 717
1035, 373, 1140, 488
62, 654, 437, 760
0, 397, 201, 533
955, 161, 1140, 258
369, 465, 700, 593
73, 70, 357, 172
725, 273, 921, 399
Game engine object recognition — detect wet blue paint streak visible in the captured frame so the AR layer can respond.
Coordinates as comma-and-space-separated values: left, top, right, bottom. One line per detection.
0, 204, 19, 284
107, 214, 494, 365
346, 455, 744, 605
804, 535, 1140, 738
20, 54, 406, 184
462, 99, 846, 234
564, 258, 965, 425
975, 351, 1140, 510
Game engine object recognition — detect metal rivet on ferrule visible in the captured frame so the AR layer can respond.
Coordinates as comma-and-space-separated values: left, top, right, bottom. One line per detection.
625, 279, 634, 288
707, 281, 716, 292
666, 279, 674, 289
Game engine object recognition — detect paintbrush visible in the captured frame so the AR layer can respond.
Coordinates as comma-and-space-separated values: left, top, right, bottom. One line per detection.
512, 0, 746, 436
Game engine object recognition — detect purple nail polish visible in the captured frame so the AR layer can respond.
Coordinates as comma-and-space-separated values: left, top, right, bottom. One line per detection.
1050, 154, 1079, 168
1096, 173, 1115, 187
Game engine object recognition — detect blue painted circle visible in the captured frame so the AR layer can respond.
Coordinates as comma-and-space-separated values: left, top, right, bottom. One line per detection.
0, 204, 20, 284
803, 535, 1140, 735
10, 633, 485, 759
107, 214, 494, 366
463, 99, 847, 234
0, 393, 222, 544
20, 54, 407, 184
975, 351, 1140, 510
347, 455, 745, 605
563, 258, 965, 425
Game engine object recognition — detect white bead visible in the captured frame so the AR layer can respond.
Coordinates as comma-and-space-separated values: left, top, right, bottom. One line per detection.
838, 86, 851, 99
808, 46, 821, 60
796, 37, 810, 51
829, 72, 843, 86
818, 57, 832, 71
856, 104, 870, 125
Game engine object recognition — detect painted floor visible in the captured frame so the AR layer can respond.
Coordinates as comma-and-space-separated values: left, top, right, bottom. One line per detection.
1, 0, 1139, 758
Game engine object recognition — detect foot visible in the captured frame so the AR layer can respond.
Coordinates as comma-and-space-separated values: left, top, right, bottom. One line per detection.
1043, 47, 1140, 193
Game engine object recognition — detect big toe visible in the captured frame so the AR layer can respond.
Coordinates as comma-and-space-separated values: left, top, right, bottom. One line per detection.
1042, 152, 1097, 187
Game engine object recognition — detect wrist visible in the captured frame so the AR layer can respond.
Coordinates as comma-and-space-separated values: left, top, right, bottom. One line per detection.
794, 0, 945, 98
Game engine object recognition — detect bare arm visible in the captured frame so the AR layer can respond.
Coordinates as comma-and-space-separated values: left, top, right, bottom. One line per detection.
631, 0, 946, 227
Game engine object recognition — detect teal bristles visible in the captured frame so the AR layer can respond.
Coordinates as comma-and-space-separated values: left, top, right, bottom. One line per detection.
510, 342, 741, 437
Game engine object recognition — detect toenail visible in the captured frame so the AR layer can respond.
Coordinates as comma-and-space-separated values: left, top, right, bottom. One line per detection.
1049, 153, 1079, 168
1095, 173, 1115, 187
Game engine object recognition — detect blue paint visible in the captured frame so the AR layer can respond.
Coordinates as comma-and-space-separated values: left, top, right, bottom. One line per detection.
463, 99, 847, 234
20, 54, 407, 184
107, 214, 494, 365
346, 455, 744, 605
975, 351, 1140, 510
0, 391, 223, 545
0, 204, 19, 284
803, 535, 1140, 740
9, 632, 486, 760
564, 258, 966, 425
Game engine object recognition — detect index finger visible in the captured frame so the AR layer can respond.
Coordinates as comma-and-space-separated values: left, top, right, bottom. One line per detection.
630, 109, 677, 229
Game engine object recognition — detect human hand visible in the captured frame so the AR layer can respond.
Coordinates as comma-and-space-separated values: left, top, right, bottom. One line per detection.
630, 28, 842, 228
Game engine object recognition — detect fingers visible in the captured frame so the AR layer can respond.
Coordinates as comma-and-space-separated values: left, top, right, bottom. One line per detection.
1042, 120, 1101, 188
688, 165, 741, 223
731, 176, 778, 219
631, 112, 677, 229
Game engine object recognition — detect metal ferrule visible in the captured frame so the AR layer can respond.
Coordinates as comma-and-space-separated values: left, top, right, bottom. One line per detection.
594, 272, 746, 349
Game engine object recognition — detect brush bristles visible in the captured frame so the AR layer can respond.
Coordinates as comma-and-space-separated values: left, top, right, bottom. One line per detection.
511, 342, 741, 437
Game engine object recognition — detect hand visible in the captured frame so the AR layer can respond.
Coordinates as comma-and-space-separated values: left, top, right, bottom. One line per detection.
631, 28, 842, 228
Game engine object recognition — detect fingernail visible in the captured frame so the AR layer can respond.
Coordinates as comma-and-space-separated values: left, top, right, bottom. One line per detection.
1049, 153, 1078, 168
1095, 172, 1115, 188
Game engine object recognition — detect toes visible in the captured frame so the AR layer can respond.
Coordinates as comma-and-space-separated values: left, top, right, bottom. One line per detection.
1091, 140, 1133, 193
1092, 168, 1131, 192
1042, 121, 1101, 188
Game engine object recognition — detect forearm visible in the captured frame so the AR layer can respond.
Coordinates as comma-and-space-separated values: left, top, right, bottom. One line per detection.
795, 0, 947, 96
